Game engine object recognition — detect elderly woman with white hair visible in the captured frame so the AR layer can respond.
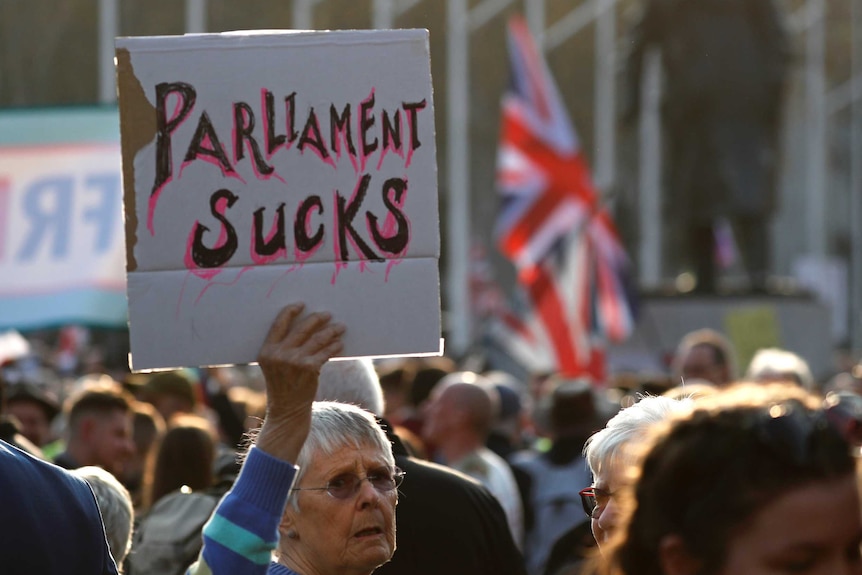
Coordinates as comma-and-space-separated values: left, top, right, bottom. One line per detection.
72, 466, 134, 570
580, 396, 693, 550
187, 303, 403, 575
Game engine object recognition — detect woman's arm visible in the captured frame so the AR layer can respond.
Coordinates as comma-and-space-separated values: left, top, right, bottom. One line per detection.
187, 304, 344, 575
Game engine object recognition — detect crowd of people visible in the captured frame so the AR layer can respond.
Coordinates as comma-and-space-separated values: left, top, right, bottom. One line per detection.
1, 307, 862, 575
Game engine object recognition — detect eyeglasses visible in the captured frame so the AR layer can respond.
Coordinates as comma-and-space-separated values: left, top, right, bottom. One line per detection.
291, 467, 406, 500
579, 486, 613, 519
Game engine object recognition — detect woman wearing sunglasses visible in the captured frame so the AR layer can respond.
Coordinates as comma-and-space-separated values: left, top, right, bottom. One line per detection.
580, 395, 693, 551
598, 383, 862, 575
188, 303, 403, 575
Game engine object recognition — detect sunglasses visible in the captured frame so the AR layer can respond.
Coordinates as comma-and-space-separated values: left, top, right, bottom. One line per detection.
751, 393, 862, 467
292, 467, 406, 500
579, 486, 613, 519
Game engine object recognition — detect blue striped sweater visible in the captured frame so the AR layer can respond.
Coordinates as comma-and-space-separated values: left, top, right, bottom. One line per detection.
186, 446, 300, 575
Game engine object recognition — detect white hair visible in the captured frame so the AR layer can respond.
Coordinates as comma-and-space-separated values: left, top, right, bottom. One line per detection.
72, 466, 134, 569
745, 348, 816, 391
584, 395, 693, 478
288, 401, 394, 510
316, 359, 385, 417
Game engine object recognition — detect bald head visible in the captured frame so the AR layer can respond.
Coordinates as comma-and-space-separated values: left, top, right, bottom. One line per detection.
433, 372, 498, 437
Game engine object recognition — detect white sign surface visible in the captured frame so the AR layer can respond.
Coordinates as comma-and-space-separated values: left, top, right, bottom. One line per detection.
116, 30, 440, 371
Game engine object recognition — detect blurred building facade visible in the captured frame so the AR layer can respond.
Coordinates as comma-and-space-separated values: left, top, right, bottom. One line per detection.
1, 0, 859, 353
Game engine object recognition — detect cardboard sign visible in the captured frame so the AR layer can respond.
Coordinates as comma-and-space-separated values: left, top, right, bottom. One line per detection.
116, 30, 440, 371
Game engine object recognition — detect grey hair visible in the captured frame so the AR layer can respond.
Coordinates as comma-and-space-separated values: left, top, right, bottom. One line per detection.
584, 395, 693, 478
288, 401, 394, 510
745, 347, 816, 391
316, 359, 385, 417
72, 466, 134, 569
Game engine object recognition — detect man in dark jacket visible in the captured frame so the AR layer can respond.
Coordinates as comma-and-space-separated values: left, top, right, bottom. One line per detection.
0, 439, 119, 574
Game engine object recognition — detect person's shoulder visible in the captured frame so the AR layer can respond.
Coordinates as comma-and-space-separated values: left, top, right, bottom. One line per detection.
397, 454, 512, 508
396, 453, 482, 488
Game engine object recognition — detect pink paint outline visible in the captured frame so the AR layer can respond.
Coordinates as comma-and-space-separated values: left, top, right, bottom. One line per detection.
193, 265, 252, 305
178, 131, 246, 185
330, 105, 360, 174
294, 200, 324, 264
249, 207, 288, 265
358, 88, 377, 173
298, 109, 337, 170
182, 195, 233, 279
149, 92, 197, 235
403, 100, 427, 169
266, 263, 301, 298
232, 102, 286, 185
284, 93, 299, 150
261, 88, 285, 161
366, 176, 411, 282
376, 108, 405, 171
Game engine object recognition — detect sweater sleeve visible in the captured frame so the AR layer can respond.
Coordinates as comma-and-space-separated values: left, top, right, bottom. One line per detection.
186, 446, 298, 575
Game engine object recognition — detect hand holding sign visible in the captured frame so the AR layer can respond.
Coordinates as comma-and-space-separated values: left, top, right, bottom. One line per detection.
255, 302, 345, 463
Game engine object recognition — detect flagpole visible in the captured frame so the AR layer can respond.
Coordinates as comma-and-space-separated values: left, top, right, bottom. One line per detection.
526, 0, 545, 46
805, 0, 827, 259
851, 0, 862, 354
594, 0, 616, 191
447, 0, 471, 355
638, 48, 663, 287
98, 0, 118, 104
373, 0, 394, 29
185, 0, 207, 33
292, 0, 318, 29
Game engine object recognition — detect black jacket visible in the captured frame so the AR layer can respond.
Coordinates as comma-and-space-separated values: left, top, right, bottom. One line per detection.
376, 419, 528, 575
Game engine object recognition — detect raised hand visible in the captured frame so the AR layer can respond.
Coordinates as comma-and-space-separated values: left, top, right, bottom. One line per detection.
255, 303, 345, 462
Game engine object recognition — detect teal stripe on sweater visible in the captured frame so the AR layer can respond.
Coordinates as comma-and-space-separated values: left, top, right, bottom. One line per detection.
206, 514, 274, 565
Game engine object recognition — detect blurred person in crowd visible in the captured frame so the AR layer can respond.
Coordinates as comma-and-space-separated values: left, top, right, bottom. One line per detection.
484, 370, 530, 459
140, 413, 217, 511
187, 303, 401, 575
825, 360, 862, 397
378, 358, 418, 426
315, 358, 527, 575
73, 466, 135, 571
1, 438, 119, 573
423, 371, 525, 547
510, 378, 617, 575
0, 374, 44, 458
54, 382, 136, 477
400, 355, 456, 439
745, 347, 817, 391
597, 383, 860, 575
582, 395, 693, 552
670, 328, 736, 387
227, 384, 267, 434
5, 382, 60, 448
661, 379, 718, 401
142, 370, 199, 423
124, 401, 166, 511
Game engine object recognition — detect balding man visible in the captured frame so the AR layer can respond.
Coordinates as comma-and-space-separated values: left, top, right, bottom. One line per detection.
423, 372, 525, 547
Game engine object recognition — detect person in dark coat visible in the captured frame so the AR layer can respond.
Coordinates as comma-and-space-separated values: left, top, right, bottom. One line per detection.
0, 439, 119, 574
315, 358, 529, 575
624, 0, 790, 292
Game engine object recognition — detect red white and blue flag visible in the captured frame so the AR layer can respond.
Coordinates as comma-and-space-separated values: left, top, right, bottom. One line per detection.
494, 15, 636, 381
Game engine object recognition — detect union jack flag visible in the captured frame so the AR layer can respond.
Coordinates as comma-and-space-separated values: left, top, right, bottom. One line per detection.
495, 15, 636, 381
